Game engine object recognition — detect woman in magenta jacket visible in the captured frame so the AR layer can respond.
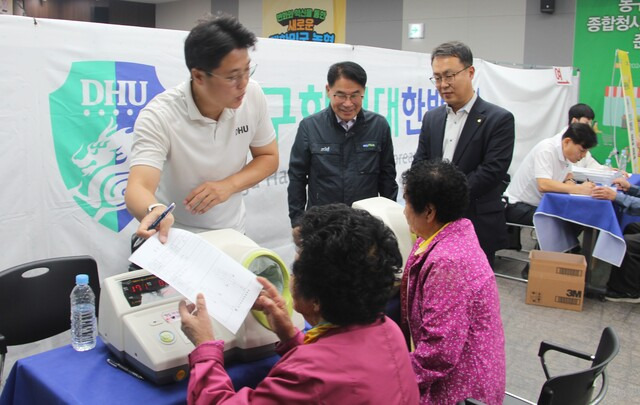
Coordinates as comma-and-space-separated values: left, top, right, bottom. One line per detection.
179, 204, 420, 404
401, 160, 506, 405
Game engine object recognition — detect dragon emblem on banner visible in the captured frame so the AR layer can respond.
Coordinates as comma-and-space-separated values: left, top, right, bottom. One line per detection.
49, 61, 165, 232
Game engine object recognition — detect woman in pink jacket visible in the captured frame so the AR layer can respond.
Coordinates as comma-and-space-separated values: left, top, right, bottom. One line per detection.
401, 160, 506, 405
179, 204, 420, 404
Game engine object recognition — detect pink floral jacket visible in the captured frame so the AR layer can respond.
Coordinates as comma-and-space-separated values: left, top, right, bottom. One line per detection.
187, 317, 419, 404
401, 218, 505, 405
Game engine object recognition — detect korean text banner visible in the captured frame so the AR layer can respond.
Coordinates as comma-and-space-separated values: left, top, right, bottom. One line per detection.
0, 15, 576, 283
262, 0, 346, 44
574, 0, 640, 166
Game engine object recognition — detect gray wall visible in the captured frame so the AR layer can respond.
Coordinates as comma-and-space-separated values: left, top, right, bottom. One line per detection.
345, 0, 403, 50
402, 0, 527, 64
523, 0, 576, 67
156, 0, 211, 30
211, 0, 238, 17
155, 0, 240, 31
155, 0, 577, 68
238, 0, 262, 37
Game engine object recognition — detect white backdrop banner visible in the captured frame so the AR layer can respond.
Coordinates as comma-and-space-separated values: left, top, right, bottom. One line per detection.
0, 15, 578, 281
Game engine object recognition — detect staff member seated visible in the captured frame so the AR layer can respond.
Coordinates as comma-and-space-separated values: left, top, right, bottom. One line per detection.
592, 177, 640, 303
562, 103, 605, 169
504, 122, 598, 226
179, 204, 420, 404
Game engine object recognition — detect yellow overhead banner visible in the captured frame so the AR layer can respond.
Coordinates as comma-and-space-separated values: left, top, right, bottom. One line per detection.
262, 0, 345, 44
617, 49, 640, 172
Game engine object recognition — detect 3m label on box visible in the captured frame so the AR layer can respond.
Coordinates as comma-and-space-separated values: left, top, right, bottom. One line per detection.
565, 289, 583, 298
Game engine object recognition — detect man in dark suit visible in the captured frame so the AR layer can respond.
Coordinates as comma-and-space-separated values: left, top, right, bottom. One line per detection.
413, 41, 515, 266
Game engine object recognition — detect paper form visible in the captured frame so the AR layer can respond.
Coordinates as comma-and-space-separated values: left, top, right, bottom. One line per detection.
129, 228, 262, 334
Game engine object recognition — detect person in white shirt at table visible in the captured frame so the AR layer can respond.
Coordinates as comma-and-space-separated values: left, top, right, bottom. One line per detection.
504, 122, 597, 226
559, 103, 606, 169
562, 103, 630, 175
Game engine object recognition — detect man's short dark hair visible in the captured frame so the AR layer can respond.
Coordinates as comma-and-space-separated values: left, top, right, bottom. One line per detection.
431, 41, 473, 67
562, 122, 598, 149
184, 14, 256, 73
327, 61, 367, 88
568, 103, 595, 125
292, 204, 401, 326
402, 160, 469, 223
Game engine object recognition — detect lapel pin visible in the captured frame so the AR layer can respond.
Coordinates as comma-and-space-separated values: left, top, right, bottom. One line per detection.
477, 118, 482, 123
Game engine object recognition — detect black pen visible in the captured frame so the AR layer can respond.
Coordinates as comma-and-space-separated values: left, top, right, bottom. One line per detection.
147, 202, 176, 231
133, 202, 176, 249
106, 358, 145, 380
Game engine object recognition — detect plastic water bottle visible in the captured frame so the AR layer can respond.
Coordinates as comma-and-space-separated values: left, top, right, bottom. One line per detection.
619, 149, 628, 172
605, 158, 612, 169
70, 274, 97, 351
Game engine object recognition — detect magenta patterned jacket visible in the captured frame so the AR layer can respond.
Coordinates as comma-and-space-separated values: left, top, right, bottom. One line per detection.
186, 316, 420, 404
401, 218, 505, 405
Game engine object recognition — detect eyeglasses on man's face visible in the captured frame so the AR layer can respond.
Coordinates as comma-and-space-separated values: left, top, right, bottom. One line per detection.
429, 65, 471, 86
205, 63, 257, 85
332, 91, 364, 103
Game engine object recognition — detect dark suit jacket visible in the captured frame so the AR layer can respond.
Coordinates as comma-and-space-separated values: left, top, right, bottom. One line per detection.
413, 96, 515, 257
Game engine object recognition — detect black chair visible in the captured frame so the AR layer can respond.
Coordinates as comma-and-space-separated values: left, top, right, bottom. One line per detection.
496, 175, 538, 281
458, 327, 620, 405
0, 256, 100, 384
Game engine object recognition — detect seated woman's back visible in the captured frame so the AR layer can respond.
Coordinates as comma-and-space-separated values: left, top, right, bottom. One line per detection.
260, 317, 418, 404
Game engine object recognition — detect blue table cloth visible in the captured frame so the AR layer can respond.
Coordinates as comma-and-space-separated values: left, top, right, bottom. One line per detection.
0, 337, 279, 405
533, 193, 625, 266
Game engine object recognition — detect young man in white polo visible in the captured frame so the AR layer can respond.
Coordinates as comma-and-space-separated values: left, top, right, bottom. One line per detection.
125, 15, 278, 243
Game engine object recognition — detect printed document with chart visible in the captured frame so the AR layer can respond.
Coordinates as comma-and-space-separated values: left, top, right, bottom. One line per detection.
129, 228, 262, 334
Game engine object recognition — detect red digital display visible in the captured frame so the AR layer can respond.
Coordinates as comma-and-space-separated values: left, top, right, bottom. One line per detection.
121, 274, 170, 307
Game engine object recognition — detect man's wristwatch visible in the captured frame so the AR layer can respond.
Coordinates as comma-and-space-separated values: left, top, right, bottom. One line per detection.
147, 203, 166, 213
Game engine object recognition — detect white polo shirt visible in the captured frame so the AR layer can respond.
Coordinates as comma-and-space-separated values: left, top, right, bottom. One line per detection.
130, 79, 276, 232
505, 133, 570, 206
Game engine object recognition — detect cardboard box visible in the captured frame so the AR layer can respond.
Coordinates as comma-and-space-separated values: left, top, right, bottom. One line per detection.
526, 250, 587, 311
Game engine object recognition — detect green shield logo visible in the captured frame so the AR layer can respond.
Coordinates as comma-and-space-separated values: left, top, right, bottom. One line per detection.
50, 61, 165, 232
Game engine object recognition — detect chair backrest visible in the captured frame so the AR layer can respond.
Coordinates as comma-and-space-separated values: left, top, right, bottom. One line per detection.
0, 256, 100, 346
537, 327, 619, 405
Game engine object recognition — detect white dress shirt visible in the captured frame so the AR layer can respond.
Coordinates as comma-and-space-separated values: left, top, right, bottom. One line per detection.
442, 92, 477, 161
